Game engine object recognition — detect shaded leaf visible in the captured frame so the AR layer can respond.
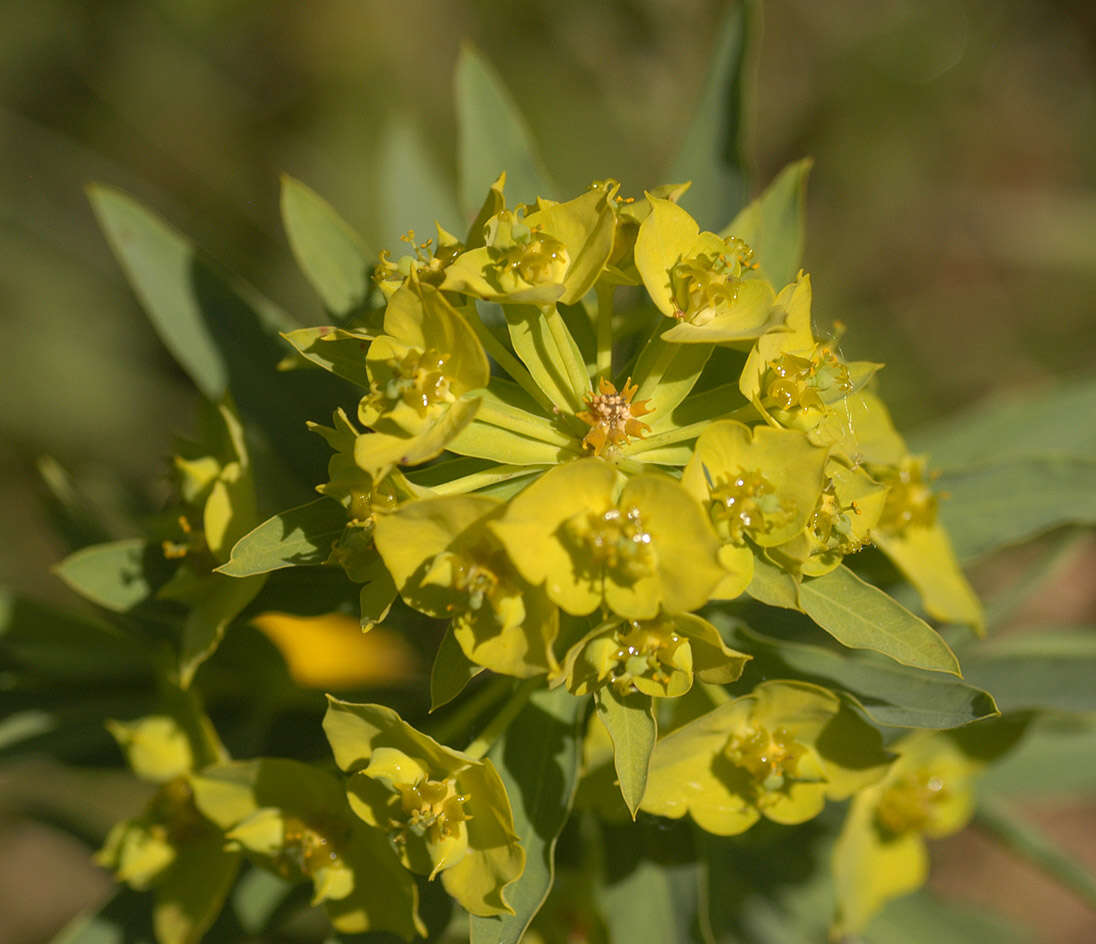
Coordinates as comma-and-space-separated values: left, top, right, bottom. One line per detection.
910, 374, 1096, 467
54, 539, 174, 612
179, 574, 265, 687
281, 175, 375, 319
595, 687, 656, 818
961, 630, 1096, 714
281, 327, 372, 388
935, 457, 1096, 562
218, 499, 348, 577
456, 45, 555, 217
430, 626, 485, 712
719, 621, 997, 729
468, 687, 584, 944
724, 159, 812, 288
669, 2, 754, 230
799, 566, 960, 675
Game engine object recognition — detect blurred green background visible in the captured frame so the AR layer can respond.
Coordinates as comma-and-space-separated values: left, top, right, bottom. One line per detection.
1, 0, 1093, 941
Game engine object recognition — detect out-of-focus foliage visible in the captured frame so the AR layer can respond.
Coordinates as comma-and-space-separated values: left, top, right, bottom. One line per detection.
2, 2, 1095, 943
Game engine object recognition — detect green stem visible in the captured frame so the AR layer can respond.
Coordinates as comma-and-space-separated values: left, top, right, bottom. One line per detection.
474, 398, 574, 446
431, 464, 543, 496
595, 282, 614, 381
463, 678, 541, 760
976, 796, 1096, 910
462, 304, 556, 414
632, 330, 679, 402
623, 404, 758, 456
544, 304, 591, 409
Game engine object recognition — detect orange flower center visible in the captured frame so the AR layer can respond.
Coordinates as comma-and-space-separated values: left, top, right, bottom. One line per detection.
577, 377, 653, 456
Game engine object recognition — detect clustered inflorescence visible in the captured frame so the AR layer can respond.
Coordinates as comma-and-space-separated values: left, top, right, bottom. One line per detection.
96, 174, 987, 942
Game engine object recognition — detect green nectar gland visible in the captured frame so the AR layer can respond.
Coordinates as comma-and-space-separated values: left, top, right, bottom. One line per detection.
371, 347, 455, 417
724, 724, 809, 796
708, 467, 794, 545
563, 504, 655, 583
275, 814, 348, 880
669, 236, 755, 325
762, 343, 852, 415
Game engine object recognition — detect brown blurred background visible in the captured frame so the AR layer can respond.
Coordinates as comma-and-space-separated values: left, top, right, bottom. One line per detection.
1, 0, 1093, 940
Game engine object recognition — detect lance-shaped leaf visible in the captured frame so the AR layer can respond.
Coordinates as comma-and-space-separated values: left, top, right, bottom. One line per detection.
456, 44, 556, 217
281, 326, 373, 388
87, 185, 333, 486
722, 158, 812, 288
594, 686, 656, 818
190, 758, 424, 939
668, 2, 753, 231
323, 698, 525, 918
374, 494, 558, 677
281, 175, 375, 319
799, 566, 961, 676
54, 539, 174, 612
468, 686, 584, 944
217, 498, 349, 577
718, 620, 997, 730
178, 573, 265, 688
642, 680, 891, 836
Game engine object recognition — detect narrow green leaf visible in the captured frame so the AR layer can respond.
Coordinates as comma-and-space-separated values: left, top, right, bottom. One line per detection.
430, 626, 485, 711
720, 621, 997, 729
218, 499, 347, 577
88, 184, 292, 399
961, 630, 1096, 714
978, 717, 1096, 797
723, 158, 812, 288
468, 687, 584, 944
0, 590, 148, 683
594, 687, 656, 818
88, 185, 334, 486
600, 855, 700, 944
799, 565, 960, 676
668, 2, 754, 230
377, 118, 461, 253
746, 553, 800, 609
280, 175, 375, 319
281, 327, 372, 388
54, 539, 174, 612
910, 374, 1096, 467
935, 456, 1096, 561
456, 45, 555, 217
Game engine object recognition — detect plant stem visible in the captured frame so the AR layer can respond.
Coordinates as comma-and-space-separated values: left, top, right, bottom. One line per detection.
431, 464, 544, 496
596, 282, 614, 381
463, 677, 541, 760
462, 304, 556, 414
544, 304, 591, 409
632, 330, 678, 403
474, 398, 574, 446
